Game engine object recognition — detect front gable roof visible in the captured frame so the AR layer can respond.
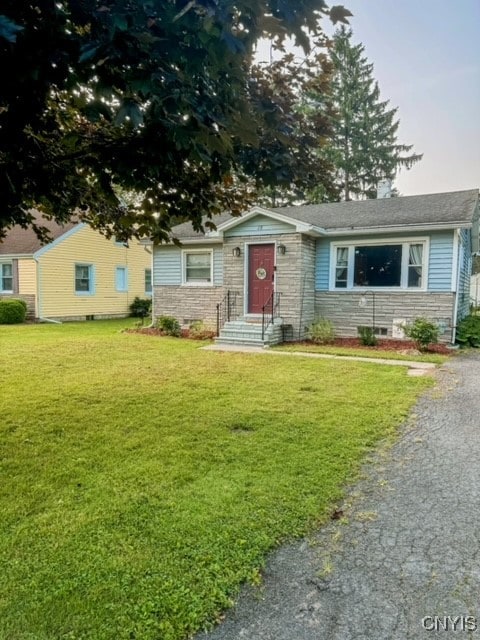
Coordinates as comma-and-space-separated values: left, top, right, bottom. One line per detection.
214, 206, 314, 235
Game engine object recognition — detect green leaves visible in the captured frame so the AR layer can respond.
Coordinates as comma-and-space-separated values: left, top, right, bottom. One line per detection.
79, 43, 100, 64
329, 5, 353, 25
0, 0, 339, 240
324, 27, 422, 200
114, 100, 144, 127
0, 14, 23, 43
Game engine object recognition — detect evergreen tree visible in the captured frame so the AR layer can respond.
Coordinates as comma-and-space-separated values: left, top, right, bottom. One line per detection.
327, 27, 422, 200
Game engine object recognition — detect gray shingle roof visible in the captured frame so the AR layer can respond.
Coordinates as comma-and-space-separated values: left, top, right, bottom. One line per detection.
277, 189, 479, 230
170, 212, 234, 241
170, 189, 479, 240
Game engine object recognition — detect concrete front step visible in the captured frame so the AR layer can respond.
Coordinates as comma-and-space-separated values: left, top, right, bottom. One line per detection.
217, 320, 283, 346
215, 336, 268, 347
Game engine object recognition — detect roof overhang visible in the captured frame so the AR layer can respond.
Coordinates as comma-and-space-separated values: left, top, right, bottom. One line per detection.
321, 221, 472, 236
0, 253, 35, 259
172, 237, 223, 245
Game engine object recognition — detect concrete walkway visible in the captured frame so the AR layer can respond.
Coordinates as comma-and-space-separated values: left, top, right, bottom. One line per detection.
202, 343, 436, 375
197, 352, 480, 640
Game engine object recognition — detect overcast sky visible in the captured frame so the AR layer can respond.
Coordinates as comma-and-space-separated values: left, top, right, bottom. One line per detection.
257, 0, 480, 196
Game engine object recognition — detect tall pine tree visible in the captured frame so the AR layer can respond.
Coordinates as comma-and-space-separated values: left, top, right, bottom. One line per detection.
327, 27, 422, 200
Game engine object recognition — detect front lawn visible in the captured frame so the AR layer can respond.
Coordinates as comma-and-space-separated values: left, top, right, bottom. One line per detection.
0, 320, 432, 640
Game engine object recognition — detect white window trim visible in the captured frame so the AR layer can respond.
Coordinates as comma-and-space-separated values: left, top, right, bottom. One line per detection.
144, 268, 152, 295
0, 261, 14, 293
181, 249, 214, 286
329, 237, 429, 292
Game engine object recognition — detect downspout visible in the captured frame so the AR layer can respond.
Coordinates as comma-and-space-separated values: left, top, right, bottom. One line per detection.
144, 244, 154, 328
33, 255, 63, 324
451, 229, 461, 344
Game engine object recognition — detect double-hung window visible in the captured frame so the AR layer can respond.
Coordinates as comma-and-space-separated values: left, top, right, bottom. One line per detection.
145, 268, 152, 295
183, 251, 212, 285
331, 240, 426, 290
0, 263, 13, 293
334, 247, 349, 288
75, 264, 94, 295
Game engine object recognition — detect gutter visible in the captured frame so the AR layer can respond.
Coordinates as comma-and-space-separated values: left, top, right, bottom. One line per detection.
160, 222, 473, 244
158, 237, 224, 246
145, 244, 155, 328
318, 222, 471, 237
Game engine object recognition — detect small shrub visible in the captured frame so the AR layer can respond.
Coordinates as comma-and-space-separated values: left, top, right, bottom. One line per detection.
456, 314, 480, 347
0, 299, 26, 324
403, 317, 439, 351
307, 318, 335, 344
357, 326, 377, 346
155, 315, 181, 337
129, 297, 152, 318
188, 320, 215, 340
13, 298, 28, 312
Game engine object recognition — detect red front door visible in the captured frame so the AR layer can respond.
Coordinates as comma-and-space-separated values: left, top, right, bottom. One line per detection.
248, 244, 275, 314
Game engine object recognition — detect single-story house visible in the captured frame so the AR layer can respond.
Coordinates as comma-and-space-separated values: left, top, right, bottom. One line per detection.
152, 189, 479, 345
0, 215, 152, 321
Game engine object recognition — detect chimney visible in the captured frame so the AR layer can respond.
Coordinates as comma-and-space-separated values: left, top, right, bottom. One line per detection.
377, 179, 392, 199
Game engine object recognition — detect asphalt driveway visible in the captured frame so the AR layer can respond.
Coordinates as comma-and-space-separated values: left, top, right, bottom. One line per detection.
197, 352, 480, 640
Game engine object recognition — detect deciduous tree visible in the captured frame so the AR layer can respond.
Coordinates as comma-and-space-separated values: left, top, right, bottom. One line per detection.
0, 1, 351, 241
240, 49, 339, 207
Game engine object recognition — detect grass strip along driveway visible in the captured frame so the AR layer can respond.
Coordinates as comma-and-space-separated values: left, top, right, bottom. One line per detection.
0, 320, 433, 640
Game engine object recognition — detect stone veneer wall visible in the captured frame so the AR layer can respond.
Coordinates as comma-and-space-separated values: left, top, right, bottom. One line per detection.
300, 235, 316, 338
315, 291, 455, 342
153, 285, 223, 329
222, 236, 247, 317
223, 233, 315, 339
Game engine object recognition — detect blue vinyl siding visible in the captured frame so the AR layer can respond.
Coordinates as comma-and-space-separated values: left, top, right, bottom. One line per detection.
427, 231, 454, 291
153, 245, 223, 285
457, 229, 472, 321
315, 231, 455, 292
153, 246, 182, 285
212, 246, 223, 284
315, 239, 330, 290
224, 214, 294, 237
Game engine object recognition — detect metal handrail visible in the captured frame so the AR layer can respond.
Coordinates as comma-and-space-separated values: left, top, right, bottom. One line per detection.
216, 290, 239, 335
262, 292, 281, 340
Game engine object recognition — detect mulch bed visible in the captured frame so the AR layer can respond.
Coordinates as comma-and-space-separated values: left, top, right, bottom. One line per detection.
126, 328, 452, 354
290, 338, 452, 355
125, 327, 216, 340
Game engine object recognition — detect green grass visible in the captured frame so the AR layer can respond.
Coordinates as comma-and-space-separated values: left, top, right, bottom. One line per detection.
273, 342, 449, 364
0, 320, 433, 640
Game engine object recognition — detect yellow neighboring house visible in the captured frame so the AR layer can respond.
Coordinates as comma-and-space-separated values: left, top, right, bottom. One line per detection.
0, 215, 152, 321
